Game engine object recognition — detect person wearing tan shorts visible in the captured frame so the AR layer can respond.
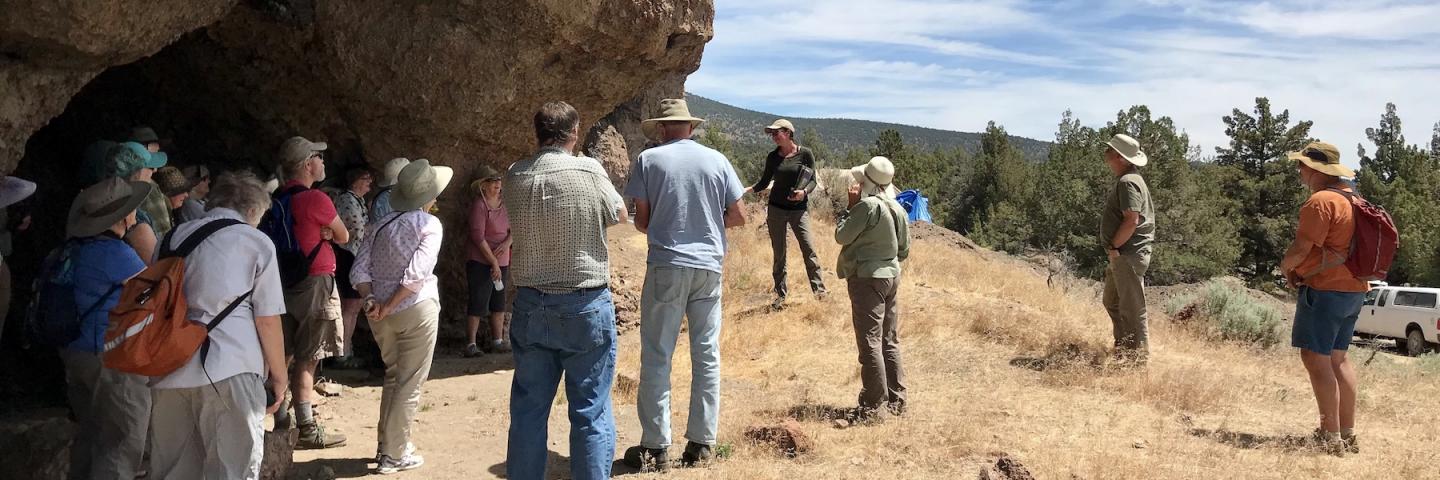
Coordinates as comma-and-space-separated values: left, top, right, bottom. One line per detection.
283, 275, 344, 361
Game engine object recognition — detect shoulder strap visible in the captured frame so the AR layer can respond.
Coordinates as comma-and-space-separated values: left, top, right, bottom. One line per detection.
376, 211, 408, 237
162, 219, 245, 259
198, 288, 255, 372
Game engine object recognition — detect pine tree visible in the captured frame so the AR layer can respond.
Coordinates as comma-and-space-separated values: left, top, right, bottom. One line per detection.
1213, 98, 1312, 285
1356, 104, 1440, 284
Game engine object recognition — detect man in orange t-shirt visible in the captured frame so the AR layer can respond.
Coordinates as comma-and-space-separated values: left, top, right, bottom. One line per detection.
1278, 141, 1366, 456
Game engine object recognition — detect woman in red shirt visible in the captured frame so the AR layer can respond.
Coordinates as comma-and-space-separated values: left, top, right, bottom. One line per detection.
465, 166, 512, 357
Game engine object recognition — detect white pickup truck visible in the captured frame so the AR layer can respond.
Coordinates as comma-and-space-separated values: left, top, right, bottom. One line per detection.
1357, 286, 1440, 356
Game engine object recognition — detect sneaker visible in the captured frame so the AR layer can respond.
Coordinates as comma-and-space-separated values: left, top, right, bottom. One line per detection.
681, 441, 714, 467
376, 453, 424, 475
297, 421, 348, 450
770, 296, 786, 310
622, 445, 669, 472
376, 442, 416, 464
814, 289, 829, 301
463, 343, 483, 358
489, 339, 512, 354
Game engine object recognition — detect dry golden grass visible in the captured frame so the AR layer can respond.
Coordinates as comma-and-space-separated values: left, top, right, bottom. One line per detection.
612, 215, 1440, 479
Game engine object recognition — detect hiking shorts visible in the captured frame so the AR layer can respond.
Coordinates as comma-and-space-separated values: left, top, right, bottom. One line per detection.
1291, 286, 1364, 354
466, 261, 510, 316
283, 275, 344, 361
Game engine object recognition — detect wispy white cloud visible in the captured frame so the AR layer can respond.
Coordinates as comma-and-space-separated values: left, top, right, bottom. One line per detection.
691, 0, 1440, 166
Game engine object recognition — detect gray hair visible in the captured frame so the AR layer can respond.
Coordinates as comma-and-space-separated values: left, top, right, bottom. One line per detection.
206, 172, 271, 225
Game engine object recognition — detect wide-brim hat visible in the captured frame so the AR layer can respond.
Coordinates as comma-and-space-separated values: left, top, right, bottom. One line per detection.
380, 157, 411, 187
1106, 134, 1148, 167
390, 159, 453, 212
641, 99, 705, 141
0, 176, 36, 209
1288, 141, 1353, 178
67, 177, 152, 238
850, 156, 898, 198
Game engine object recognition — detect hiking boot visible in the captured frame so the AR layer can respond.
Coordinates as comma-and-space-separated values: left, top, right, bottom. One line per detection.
1342, 432, 1360, 454
297, 421, 348, 450
376, 453, 424, 475
463, 343, 483, 358
814, 289, 829, 301
622, 445, 669, 472
489, 339, 512, 354
1309, 429, 1345, 457
681, 441, 714, 467
886, 400, 907, 417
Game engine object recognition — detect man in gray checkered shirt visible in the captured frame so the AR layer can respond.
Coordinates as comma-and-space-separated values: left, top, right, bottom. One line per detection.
502, 101, 628, 480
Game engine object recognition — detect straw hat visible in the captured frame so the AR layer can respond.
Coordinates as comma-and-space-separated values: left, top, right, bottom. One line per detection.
850, 156, 898, 198
380, 157, 411, 187
1288, 141, 1354, 178
1105, 134, 1148, 167
389, 159, 453, 212
67, 177, 152, 238
153, 166, 194, 197
641, 99, 705, 141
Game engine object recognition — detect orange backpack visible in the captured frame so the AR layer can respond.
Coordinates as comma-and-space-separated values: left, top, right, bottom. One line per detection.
104, 219, 250, 376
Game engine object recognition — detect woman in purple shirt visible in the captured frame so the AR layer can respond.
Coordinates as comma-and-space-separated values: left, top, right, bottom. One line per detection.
464, 166, 512, 357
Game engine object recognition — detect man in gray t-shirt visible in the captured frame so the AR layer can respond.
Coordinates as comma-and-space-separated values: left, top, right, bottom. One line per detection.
622, 99, 747, 470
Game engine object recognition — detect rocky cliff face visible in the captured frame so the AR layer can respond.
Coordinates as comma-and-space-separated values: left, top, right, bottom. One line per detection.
1, 0, 712, 327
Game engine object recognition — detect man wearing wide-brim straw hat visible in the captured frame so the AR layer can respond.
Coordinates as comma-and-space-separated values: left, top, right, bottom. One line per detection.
1099, 133, 1156, 365
1279, 140, 1367, 456
352, 158, 452, 474
624, 97, 748, 471
59, 177, 155, 479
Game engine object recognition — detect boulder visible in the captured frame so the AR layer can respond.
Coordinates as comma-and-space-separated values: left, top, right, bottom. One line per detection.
0, 409, 74, 480
743, 419, 813, 458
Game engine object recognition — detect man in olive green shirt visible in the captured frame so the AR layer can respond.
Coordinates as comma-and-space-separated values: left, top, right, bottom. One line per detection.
1099, 134, 1155, 364
835, 157, 910, 421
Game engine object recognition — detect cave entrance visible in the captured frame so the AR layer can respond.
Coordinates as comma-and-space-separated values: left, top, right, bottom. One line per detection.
3, 28, 364, 412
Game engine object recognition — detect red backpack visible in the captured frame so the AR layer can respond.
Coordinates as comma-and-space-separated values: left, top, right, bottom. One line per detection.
1331, 188, 1398, 282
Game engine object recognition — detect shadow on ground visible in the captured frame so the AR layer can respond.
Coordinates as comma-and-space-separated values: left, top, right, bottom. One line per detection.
289, 456, 371, 479
1188, 428, 1313, 451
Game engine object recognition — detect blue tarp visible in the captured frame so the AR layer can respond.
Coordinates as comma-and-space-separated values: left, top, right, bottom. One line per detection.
894, 189, 932, 223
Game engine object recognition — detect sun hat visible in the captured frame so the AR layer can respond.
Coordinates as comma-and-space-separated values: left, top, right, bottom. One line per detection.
153, 166, 193, 197
1287, 141, 1354, 178
641, 99, 705, 141
277, 136, 327, 173
469, 165, 503, 196
0, 176, 37, 209
379, 157, 411, 187
389, 159, 453, 212
130, 126, 160, 144
850, 156, 898, 198
145, 151, 169, 169
1105, 134, 1148, 167
67, 177, 152, 238
764, 119, 795, 133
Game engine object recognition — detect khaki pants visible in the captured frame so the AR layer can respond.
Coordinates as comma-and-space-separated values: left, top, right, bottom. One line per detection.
62, 349, 151, 480
767, 207, 826, 298
847, 277, 906, 410
1103, 250, 1151, 357
373, 299, 439, 458
150, 373, 266, 480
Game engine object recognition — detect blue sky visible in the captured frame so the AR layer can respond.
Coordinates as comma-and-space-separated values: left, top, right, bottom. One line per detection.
689, 0, 1440, 166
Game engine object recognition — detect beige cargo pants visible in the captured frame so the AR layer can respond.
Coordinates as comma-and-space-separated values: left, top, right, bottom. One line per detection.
1103, 249, 1151, 359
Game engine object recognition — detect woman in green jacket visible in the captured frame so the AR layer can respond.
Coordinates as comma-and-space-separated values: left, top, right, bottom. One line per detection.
835, 156, 910, 422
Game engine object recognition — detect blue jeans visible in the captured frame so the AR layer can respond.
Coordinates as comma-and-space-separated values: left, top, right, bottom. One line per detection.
506, 287, 617, 480
638, 265, 724, 449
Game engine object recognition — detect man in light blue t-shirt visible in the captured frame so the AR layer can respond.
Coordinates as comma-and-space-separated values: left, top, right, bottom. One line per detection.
622, 99, 746, 471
